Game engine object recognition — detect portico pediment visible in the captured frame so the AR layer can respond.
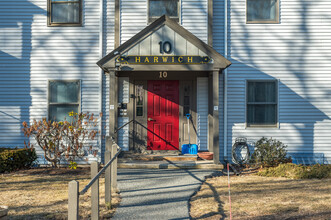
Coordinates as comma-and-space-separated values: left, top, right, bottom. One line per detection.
97, 15, 231, 71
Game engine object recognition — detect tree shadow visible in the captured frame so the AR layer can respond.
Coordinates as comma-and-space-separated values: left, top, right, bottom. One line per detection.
0, 1, 44, 149
220, 0, 331, 164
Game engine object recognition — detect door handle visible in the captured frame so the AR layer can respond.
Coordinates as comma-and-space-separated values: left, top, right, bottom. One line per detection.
148, 118, 156, 121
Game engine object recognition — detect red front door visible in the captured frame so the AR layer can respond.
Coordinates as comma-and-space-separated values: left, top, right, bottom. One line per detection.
147, 80, 179, 150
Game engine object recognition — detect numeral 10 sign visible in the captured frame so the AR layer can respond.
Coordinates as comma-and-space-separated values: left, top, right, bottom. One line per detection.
159, 71, 168, 78
159, 41, 172, 54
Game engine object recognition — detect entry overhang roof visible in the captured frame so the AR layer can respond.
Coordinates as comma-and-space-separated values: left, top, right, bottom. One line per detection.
97, 15, 231, 72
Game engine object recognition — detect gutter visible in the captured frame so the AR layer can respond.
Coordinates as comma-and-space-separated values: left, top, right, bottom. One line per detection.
98, 0, 104, 162
223, 0, 228, 162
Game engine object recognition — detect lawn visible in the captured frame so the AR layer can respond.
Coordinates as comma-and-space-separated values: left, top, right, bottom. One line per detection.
0, 168, 120, 219
190, 172, 331, 220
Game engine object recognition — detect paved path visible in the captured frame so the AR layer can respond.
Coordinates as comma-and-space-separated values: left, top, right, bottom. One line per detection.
113, 169, 218, 220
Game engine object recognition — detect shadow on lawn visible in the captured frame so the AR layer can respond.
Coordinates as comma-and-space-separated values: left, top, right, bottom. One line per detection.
164, 159, 226, 219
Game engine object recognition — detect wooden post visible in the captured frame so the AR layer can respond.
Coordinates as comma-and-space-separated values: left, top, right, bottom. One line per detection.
212, 70, 220, 164
68, 180, 79, 220
111, 144, 118, 193
109, 71, 118, 144
105, 137, 111, 205
91, 162, 99, 220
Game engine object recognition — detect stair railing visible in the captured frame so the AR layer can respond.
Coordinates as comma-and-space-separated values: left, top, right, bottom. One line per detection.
68, 137, 121, 220
115, 119, 181, 152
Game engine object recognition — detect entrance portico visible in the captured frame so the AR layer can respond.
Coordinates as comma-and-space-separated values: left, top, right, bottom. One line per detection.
97, 15, 231, 164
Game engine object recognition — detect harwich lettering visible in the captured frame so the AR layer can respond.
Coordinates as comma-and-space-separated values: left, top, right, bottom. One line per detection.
117, 56, 211, 65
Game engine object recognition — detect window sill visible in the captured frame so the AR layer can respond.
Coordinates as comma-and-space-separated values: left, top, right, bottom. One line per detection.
48, 23, 82, 27
148, 17, 179, 24
246, 20, 279, 24
246, 124, 278, 129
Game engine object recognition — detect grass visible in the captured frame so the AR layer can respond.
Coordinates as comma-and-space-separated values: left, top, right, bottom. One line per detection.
190, 173, 331, 220
0, 168, 120, 219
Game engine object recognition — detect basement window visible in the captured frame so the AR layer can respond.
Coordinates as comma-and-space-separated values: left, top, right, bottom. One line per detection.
48, 0, 82, 26
246, 0, 279, 24
48, 80, 80, 121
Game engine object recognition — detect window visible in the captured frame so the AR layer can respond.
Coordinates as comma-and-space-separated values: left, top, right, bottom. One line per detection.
183, 84, 191, 116
246, 0, 279, 24
247, 81, 277, 127
148, 0, 179, 23
136, 85, 144, 117
48, 0, 82, 26
48, 80, 80, 121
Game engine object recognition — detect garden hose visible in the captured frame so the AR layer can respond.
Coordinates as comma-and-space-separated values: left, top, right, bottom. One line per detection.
232, 138, 250, 165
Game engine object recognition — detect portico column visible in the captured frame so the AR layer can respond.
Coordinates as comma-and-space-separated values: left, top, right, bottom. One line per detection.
109, 70, 118, 144
212, 70, 220, 164
209, 70, 220, 164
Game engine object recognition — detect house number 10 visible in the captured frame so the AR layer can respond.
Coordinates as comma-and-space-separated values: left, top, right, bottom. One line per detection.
159, 41, 172, 54
159, 71, 168, 78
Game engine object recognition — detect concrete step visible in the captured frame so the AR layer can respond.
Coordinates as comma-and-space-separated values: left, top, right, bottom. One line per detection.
119, 153, 198, 162
118, 160, 223, 170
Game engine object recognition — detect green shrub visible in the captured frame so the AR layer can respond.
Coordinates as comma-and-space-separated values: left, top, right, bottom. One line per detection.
257, 163, 331, 179
0, 147, 37, 173
250, 137, 291, 167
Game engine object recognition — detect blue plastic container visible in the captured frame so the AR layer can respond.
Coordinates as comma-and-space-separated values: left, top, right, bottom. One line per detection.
181, 144, 198, 155
181, 144, 190, 154
189, 144, 198, 155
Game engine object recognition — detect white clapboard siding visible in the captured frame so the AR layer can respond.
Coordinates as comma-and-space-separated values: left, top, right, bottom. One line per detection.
212, 0, 225, 54
118, 117, 129, 151
197, 77, 208, 151
120, 0, 208, 45
212, 0, 331, 163
181, 0, 208, 43
0, 0, 103, 161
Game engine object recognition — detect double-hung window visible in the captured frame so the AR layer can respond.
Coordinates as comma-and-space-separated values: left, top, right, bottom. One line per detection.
48, 80, 80, 121
247, 81, 278, 127
246, 0, 279, 23
48, 0, 82, 26
148, 0, 180, 23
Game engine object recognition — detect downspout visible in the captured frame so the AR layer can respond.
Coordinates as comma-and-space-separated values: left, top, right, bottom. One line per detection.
98, 0, 104, 162
223, 0, 228, 162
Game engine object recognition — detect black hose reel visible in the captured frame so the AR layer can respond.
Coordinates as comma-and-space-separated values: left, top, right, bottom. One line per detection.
232, 137, 250, 165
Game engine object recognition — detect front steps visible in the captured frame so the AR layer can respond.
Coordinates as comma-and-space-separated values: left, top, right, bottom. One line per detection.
118, 152, 223, 170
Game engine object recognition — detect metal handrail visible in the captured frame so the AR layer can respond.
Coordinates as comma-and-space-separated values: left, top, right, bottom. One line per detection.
115, 119, 134, 133
115, 119, 180, 151
79, 144, 122, 195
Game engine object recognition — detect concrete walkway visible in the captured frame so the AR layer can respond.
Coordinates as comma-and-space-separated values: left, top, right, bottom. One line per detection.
113, 169, 219, 220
